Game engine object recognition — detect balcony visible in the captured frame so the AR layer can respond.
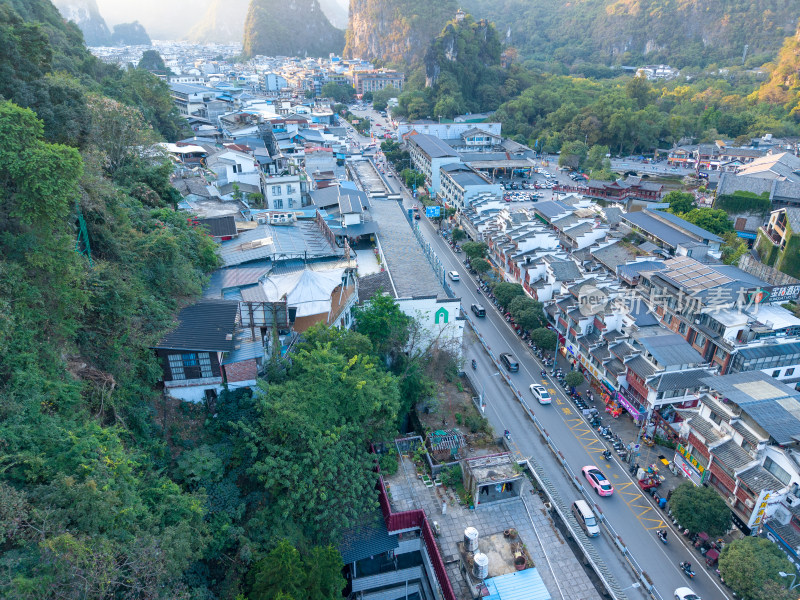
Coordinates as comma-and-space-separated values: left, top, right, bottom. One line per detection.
760, 225, 784, 247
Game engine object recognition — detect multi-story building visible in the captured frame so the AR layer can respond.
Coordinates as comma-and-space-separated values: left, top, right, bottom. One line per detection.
438, 163, 503, 209
622, 207, 722, 258
352, 69, 404, 95
757, 207, 800, 279
679, 371, 800, 535
406, 134, 460, 195
262, 72, 288, 93
635, 256, 800, 379
262, 173, 304, 210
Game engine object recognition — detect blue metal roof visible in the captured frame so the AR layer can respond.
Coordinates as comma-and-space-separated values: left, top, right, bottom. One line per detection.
623, 211, 695, 248
650, 209, 722, 243
484, 568, 551, 600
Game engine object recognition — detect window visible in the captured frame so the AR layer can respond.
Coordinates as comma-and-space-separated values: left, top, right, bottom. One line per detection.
274, 199, 283, 209
286, 185, 295, 194
678, 322, 687, 334
288, 199, 294, 208
663, 313, 672, 325
764, 456, 791, 485
787, 368, 795, 377
694, 333, 706, 348
271, 185, 281, 195
168, 355, 185, 380
233, 164, 242, 174
198, 352, 213, 378
773, 369, 781, 378
182, 353, 198, 367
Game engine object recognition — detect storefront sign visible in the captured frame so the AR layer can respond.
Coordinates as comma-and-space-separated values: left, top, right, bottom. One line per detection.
673, 451, 705, 486
615, 393, 642, 418
566, 343, 576, 357
601, 379, 616, 393
749, 490, 772, 529
677, 444, 706, 476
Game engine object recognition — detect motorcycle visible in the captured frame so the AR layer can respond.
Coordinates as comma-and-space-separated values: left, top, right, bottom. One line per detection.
679, 562, 695, 579
504, 430, 511, 441
657, 530, 668, 545
602, 449, 612, 461
541, 370, 547, 378
471, 359, 477, 370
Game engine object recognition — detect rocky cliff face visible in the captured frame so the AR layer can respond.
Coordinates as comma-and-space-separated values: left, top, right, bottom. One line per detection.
344, 0, 457, 64
243, 0, 344, 58
53, 0, 110, 45
460, 0, 798, 68
186, 0, 249, 43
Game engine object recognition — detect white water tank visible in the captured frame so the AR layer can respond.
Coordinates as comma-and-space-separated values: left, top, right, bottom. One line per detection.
472, 552, 489, 580
464, 527, 479, 552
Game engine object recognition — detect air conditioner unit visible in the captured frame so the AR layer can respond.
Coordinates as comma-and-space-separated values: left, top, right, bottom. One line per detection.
745, 498, 754, 509
787, 495, 800, 508
257, 217, 267, 224
728, 496, 736, 506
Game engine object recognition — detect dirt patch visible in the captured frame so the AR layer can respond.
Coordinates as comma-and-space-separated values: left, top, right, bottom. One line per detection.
416, 376, 496, 458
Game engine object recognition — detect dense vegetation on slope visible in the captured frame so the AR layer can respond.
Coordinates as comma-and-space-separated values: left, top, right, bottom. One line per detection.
243, 0, 344, 58
495, 70, 800, 155
344, 0, 457, 64
460, 0, 798, 69
0, 1, 220, 597
392, 14, 534, 120
759, 18, 800, 120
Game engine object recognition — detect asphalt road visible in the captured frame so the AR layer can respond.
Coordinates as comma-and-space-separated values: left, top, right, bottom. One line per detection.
380, 170, 731, 600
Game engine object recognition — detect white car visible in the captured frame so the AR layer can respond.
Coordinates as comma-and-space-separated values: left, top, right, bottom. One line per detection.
529, 384, 552, 405
448, 271, 460, 282
674, 588, 700, 600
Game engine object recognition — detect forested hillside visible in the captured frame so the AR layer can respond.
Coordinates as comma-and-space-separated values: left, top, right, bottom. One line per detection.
495, 70, 800, 155
392, 14, 533, 120
759, 18, 800, 120
460, 0, 798, 69
0, 0, 219, 597
242, 0, 344, 58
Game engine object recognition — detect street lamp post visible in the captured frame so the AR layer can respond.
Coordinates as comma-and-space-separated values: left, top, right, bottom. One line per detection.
779, 571, 800, 590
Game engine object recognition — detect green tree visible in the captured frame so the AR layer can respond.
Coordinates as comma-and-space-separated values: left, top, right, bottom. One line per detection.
626, 75, 656, 109
665, 190, 696, 214
565, 371, 584, 388
361, 91, 373, 102
354, 293, 412, 361
718, 537, 795, 600
493, 282, 525, 308
558, 140, 588, 169
530, 327, 557, 350
669, 482, 731, 536
250, 540, 305, 599
401, 168, 426, 189
137, 49, 167, 75
372, 86, 400, 111
321, 82, 356, 103
452, 228, 466, 242
472, 258, 491, 274
683, 207, 733, 236
585, 144, 611, 173
463, 241, 488, 260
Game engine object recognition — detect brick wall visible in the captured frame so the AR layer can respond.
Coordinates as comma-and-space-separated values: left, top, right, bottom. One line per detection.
224, 359, 257, 383
709, 461, 735, 493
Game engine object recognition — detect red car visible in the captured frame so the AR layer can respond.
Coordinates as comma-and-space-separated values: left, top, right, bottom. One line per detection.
582, 466, 614, 496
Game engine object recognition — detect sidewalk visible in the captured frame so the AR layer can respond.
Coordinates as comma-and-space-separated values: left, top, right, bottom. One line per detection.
550, 348, 687, 497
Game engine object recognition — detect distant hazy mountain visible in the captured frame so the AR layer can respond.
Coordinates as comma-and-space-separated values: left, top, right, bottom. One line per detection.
319, 0, 348, 29
53, 0, 111, 45
95, 0, 205, 40
110, 21, 151, 46
243, 0, 344, 58
185, 0, 250, 43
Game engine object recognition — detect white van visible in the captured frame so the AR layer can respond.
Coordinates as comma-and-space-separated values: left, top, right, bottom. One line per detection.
572, 500, 600, 537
